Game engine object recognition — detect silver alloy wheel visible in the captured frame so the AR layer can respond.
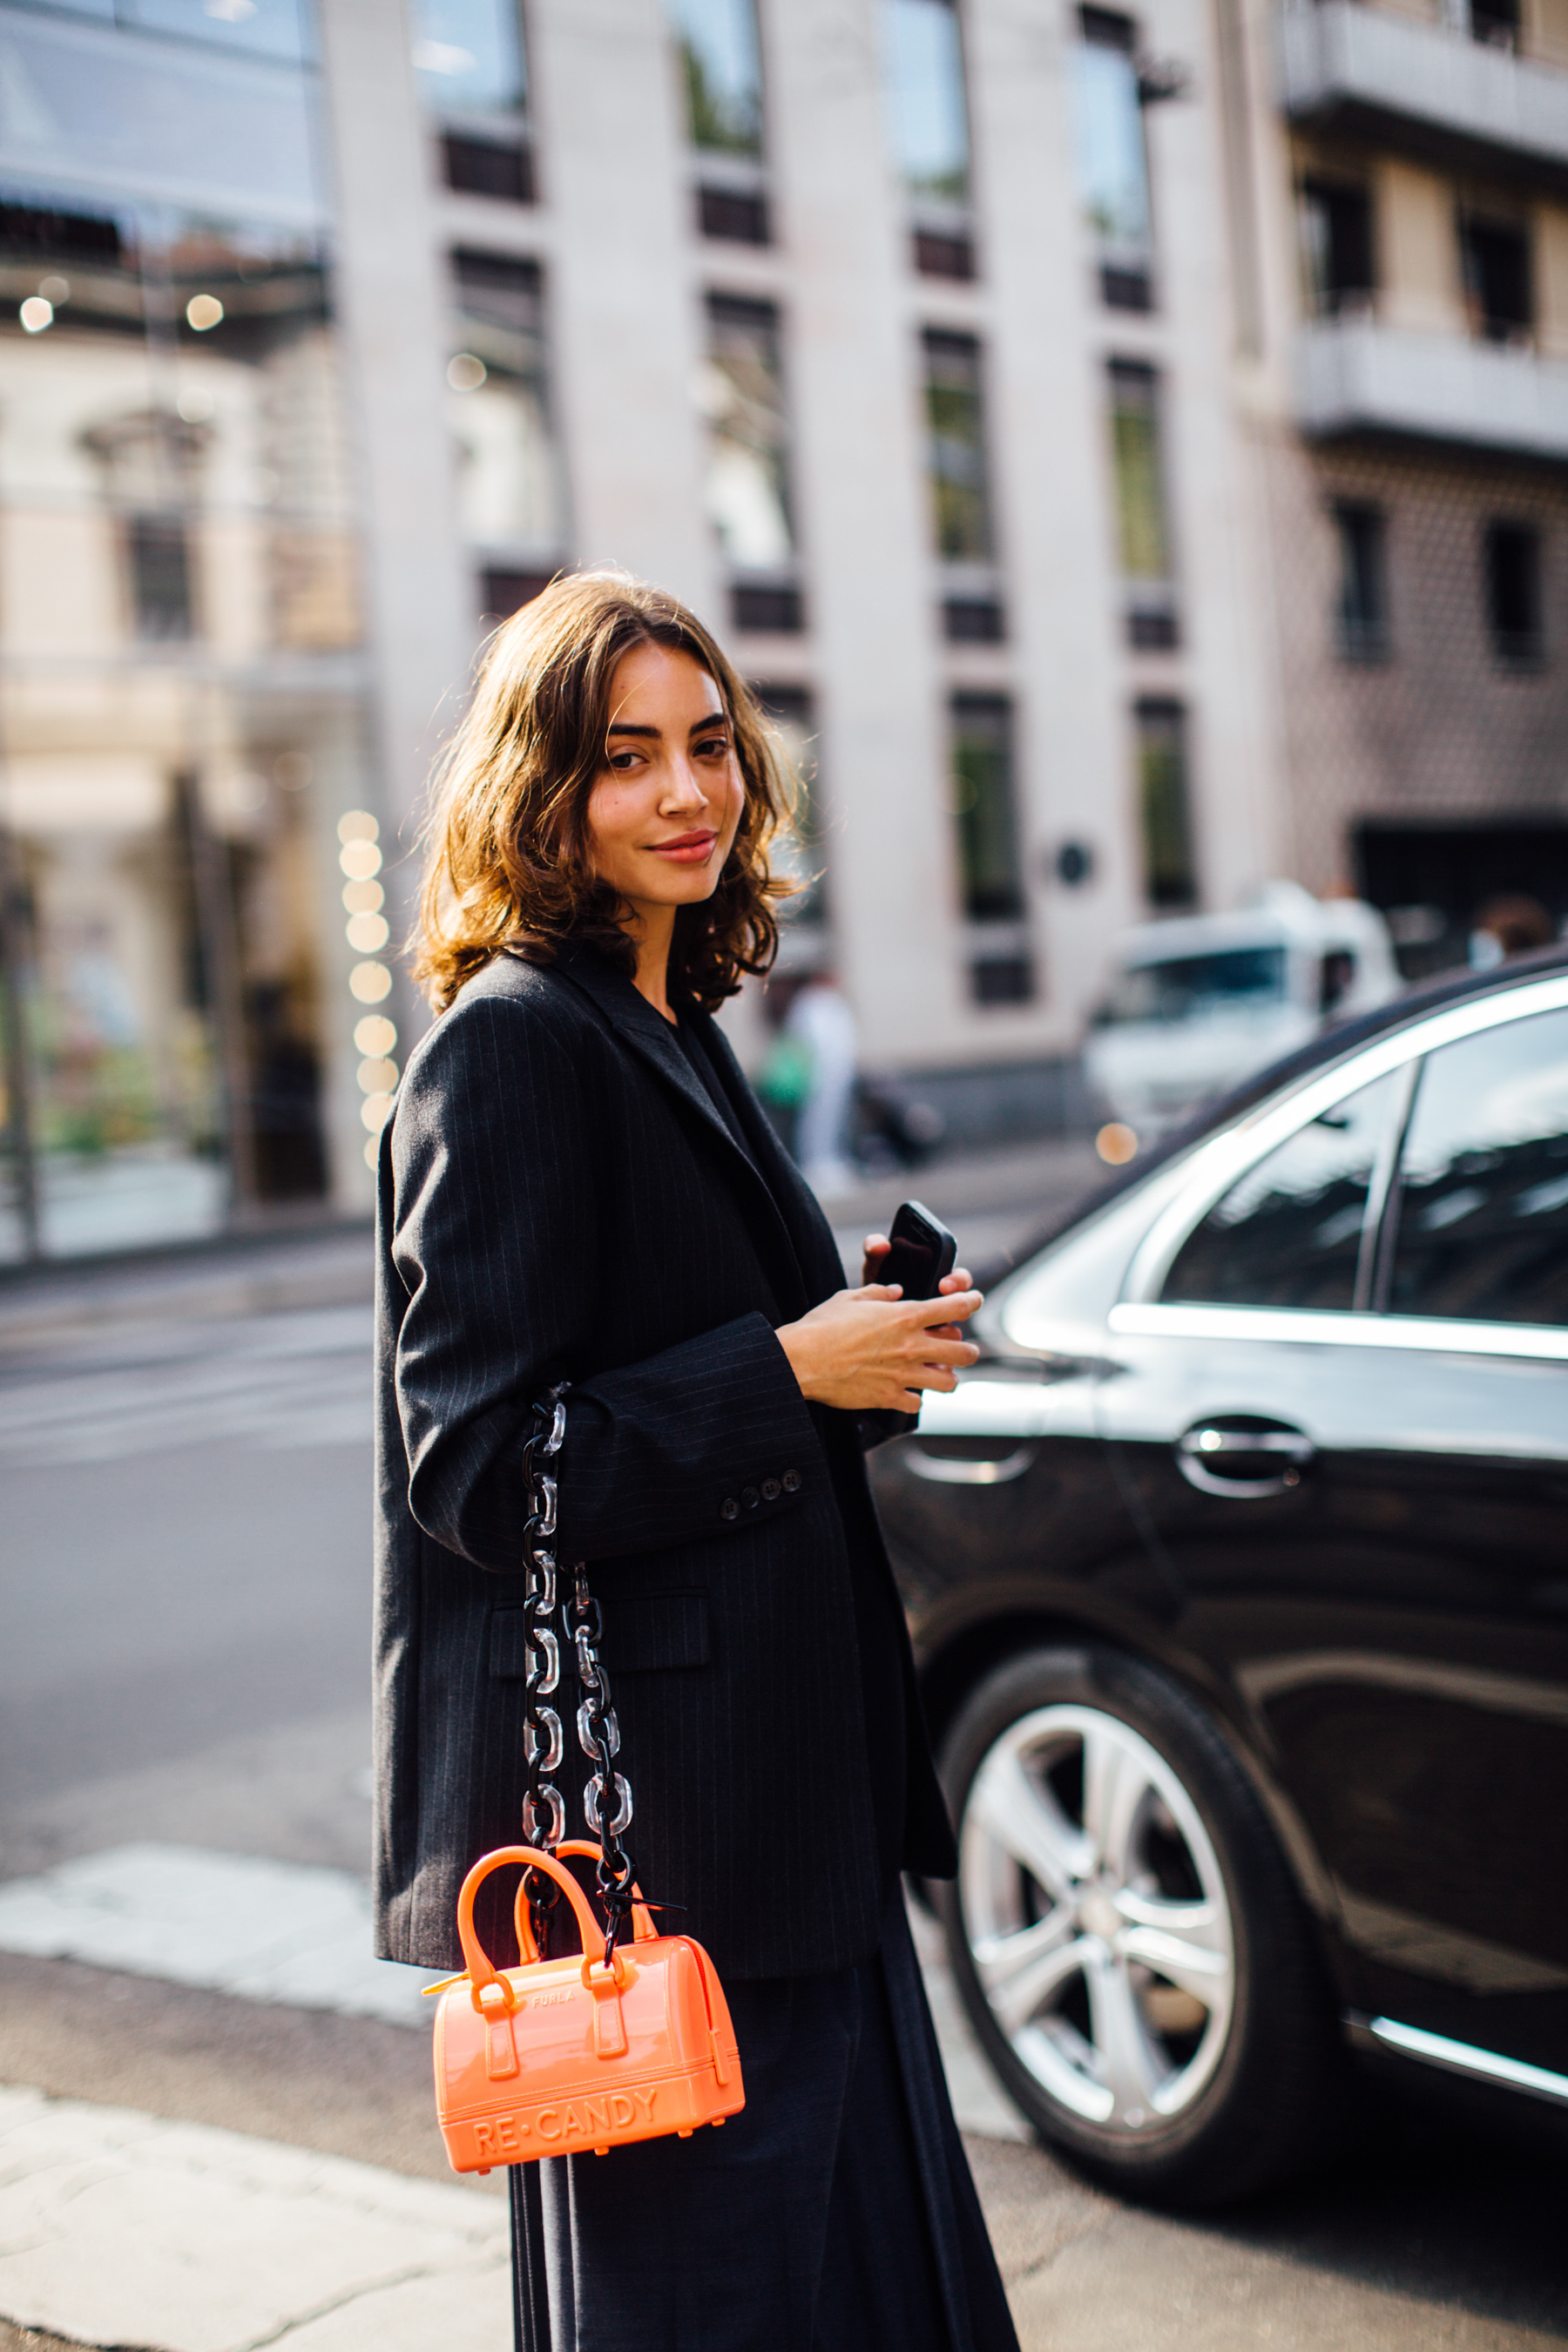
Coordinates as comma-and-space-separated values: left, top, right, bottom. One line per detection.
958, 1703, 1235, 2132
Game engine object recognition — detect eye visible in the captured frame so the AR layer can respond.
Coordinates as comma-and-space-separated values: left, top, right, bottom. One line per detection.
695, 732, 731, 760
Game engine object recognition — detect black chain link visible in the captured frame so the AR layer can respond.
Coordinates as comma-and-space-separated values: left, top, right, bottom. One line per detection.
568, 1562, 637, 1970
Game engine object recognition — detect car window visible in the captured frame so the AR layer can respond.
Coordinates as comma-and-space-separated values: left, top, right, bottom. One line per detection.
1388, 1005, 1568, 1327
1160, 1071, 1401, 1311
1098, 946, 1288, 1027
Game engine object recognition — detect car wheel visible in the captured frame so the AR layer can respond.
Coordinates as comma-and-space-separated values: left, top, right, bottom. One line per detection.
936, 1644, 1340, 2207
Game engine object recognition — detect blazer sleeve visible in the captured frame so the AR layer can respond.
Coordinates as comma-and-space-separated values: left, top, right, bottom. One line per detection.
389, 989, 827, 1574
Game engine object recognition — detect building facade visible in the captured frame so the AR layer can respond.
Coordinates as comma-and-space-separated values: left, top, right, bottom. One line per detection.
1, 0, 1563, 1261
1247, 0, 1568, 971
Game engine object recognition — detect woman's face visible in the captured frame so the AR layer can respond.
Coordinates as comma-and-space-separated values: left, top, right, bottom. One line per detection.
585, 643, 746, 920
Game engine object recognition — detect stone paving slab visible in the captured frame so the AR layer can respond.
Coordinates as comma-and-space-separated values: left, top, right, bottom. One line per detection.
0, 2085, 509, 2352
0, 1848, 437, 2028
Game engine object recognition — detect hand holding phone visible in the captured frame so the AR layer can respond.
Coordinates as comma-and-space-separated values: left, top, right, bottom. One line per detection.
875, 1200, 958, 1301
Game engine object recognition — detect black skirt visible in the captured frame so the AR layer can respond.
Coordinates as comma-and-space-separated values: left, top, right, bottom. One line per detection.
510, 1893, 1021, 2352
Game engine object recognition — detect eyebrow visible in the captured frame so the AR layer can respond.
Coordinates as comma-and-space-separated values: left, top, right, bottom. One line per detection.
605, 712, 730, 740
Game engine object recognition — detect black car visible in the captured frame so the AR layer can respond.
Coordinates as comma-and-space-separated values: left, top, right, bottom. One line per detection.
870, 949, 1568, 2206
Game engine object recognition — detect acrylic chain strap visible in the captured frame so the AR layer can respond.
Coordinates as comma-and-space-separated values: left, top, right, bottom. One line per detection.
521, 1386, 637, 1964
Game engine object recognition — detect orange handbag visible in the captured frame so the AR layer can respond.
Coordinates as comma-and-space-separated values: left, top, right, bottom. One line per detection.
430, 1839, 745, 2173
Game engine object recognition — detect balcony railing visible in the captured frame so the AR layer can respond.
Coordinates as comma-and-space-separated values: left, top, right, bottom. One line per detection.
1297, 317, 1568, 462
1281, 0, 1568, 179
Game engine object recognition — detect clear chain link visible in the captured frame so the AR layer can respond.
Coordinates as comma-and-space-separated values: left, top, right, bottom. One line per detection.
519, 1390, 568, 1956
522, 1387, 639, 1969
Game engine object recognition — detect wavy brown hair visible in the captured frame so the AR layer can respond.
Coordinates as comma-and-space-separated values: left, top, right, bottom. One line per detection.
412, 571, 798, 1013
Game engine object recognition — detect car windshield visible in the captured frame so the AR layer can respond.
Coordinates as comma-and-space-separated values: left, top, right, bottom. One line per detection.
1098, 945, 1289, 1026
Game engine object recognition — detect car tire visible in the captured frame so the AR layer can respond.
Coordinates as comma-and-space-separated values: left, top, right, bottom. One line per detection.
936, 1643, 1342, 2207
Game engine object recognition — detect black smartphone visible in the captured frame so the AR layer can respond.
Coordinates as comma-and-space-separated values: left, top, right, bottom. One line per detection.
878, 1200, 957, 1301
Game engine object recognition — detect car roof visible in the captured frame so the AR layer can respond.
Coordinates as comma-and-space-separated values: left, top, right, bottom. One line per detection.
987, 941, 1568, 1284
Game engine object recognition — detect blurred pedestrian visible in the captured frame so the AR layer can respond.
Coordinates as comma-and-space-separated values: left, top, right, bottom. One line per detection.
1470, 894, 1555, 967
754, 970, 814, 1158
787, 969, 860, 1195
373, 573, 1020, 2352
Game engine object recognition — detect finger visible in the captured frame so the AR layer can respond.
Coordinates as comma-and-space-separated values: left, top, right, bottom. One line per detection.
937, 1267, 971, 1295
864, 1234, 889, 1258
910, 1339, 981, 1369
908, 1288, 982, 1326
855, 1282, 903, 1301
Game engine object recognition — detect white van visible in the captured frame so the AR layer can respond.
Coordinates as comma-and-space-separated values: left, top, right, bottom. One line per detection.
1083, 882, 1401, 1136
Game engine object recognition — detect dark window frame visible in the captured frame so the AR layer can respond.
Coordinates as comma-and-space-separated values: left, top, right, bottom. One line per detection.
950, 691, 1028, 929
1459, 209, 1533, 344
1134, 696, 1197, 910
1299, 176, 1375, 320
923, 328, 997, 564
1334, 499, 1390, 664
1484, 519, 1544, 667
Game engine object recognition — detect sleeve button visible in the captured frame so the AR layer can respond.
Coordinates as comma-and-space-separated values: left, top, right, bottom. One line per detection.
741, 1485, 760, 1510
761, 1477, 781, 1502
781, 1468, 801, 1494
720, 1497, 739, 1521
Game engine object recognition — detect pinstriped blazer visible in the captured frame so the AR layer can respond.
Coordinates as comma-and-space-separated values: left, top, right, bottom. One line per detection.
372, 944, 955, 1981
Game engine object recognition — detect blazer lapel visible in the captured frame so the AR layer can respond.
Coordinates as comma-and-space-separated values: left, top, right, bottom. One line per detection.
551, 948, 812, 1318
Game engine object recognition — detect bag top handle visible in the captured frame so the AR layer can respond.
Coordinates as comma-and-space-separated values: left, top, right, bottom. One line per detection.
517, 1841, 657, 1959
457, 1845, 612, 2011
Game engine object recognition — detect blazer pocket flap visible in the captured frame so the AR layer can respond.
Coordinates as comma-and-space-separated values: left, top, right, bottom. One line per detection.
489, 1590, 710, 1679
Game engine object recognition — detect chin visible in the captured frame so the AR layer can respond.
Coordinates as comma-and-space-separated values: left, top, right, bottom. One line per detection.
639, 868, 722, 905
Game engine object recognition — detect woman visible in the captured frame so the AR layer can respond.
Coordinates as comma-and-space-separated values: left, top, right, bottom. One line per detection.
374, 571, 1020, 2352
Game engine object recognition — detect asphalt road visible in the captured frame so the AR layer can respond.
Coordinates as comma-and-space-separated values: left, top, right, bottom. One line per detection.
2, 1179, 1566, 2352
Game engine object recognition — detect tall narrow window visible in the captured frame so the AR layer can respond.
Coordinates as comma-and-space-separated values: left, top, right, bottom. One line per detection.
755, 684, 827, 923
448, 252, 564, 590
672, 0, 772, 242
1299, 179, 1375, 319
700, 295, 800, 632
127, 515, 194, 641
1108, 362, 1175, 649
1074, 10, 1152, 310
1485, 521, 1544, 665
412, 0, 532, 201
1460, 213, 1532, 344
950, 695, 1032, 1004
670, 0, 765, 155
1334, 503, 1389, 662
882, 0, 974, 278
1135, 700, 1197, 909
923, 332, 993, 563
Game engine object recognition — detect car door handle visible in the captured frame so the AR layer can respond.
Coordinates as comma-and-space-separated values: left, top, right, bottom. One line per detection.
1176, 1423, 1315, 1499
905, 1443, 1038, 1486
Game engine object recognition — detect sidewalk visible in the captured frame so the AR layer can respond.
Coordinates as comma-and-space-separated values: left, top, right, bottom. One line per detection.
0, 1227, 374, 1354
0, 2085, 510, 2352
0, 1132, 1105, 1354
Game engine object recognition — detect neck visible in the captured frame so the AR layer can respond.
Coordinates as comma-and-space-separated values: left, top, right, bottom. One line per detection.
625, 901, 679, 1024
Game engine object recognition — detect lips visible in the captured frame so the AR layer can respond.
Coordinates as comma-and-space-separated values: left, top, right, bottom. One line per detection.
648, 829, 718, 864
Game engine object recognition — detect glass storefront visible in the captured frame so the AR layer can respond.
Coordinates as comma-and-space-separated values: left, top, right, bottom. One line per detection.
0, 179, 371, 1260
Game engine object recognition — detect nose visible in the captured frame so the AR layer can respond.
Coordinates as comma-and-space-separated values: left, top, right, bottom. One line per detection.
661, 757, 709, 814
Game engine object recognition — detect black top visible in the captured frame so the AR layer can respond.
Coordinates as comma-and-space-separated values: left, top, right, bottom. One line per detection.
678, 1016, 909, 1903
